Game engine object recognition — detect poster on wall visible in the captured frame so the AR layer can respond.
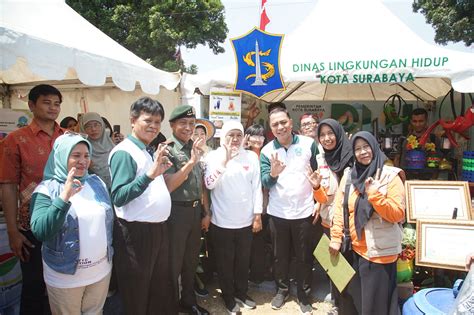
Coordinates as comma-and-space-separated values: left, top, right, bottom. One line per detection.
288, 103, 327, 130
0, 109, 33, 140
209, 88, 242, 137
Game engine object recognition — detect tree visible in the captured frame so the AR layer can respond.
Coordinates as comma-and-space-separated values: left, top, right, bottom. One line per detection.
67, 0, 228, 73
412, 0, 473, 46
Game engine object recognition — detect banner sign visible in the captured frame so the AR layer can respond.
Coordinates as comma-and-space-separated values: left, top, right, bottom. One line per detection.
231, 27, 285, 98
209, 88, 242, 137
292, 56, 450, 84
0, 109, 32, 140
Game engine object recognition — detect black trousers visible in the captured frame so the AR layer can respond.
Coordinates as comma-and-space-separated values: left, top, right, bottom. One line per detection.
19, 230, 49, 315
210, 224, 253, 300
168, 205, 202, 306
113, 218, 175, 315
269, 215, 313, 299
339, 251, 399, 315
249, 214, 272, 283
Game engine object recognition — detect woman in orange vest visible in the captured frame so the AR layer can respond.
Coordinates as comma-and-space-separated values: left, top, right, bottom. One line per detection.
329, 131, 405, 315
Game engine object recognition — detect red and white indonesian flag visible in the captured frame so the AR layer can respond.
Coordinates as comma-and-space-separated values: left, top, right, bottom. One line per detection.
260, 0, 270, 30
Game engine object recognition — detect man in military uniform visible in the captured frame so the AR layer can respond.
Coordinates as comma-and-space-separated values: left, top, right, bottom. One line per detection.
164, 105, 210, 315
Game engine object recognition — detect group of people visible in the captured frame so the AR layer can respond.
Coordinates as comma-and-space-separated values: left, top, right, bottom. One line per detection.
0, 84, 410, 315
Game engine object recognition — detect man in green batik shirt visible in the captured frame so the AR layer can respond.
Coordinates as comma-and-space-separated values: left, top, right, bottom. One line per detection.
164, 105, 210, 315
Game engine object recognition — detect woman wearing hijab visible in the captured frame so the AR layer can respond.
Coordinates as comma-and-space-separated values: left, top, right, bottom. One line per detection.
204, 121, 263, 315
306, 119, 353, 308
30, 134, 113, 315
309, 118, 353, 232
328, 131, 405, 315
79, 112, 115, 188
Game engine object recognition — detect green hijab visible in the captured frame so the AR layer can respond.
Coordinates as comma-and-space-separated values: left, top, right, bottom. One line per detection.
43, 134, 92, 184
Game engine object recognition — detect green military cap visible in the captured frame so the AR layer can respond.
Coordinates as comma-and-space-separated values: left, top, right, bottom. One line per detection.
169, 105, 196, 122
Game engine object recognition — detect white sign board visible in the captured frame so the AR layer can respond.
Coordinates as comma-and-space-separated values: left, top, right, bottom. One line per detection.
209, 88, 241, 137
0, 109, 32, 139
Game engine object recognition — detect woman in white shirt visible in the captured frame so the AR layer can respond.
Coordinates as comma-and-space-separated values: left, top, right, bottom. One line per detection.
30, 134, 113, 315
204, 121, 263, 315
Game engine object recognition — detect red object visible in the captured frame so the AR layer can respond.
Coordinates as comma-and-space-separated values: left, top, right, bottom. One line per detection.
419, 103, 474, 147
0, 120, 64, 230
260, 0, 270, 30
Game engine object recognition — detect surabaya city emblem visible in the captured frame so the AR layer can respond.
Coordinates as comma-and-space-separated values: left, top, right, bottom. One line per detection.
231, 28, 285, 98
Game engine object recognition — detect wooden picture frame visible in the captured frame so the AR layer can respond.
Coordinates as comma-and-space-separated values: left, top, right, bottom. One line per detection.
405, 180, 472, 223
416, 219, 474, 271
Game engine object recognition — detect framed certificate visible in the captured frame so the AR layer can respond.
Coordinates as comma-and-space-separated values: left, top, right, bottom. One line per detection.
405, 180, 472, 223
416, 220, 474, 271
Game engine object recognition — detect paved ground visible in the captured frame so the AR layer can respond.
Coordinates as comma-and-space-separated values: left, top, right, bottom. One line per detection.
197, 277, 334, 315
104, 263, 335, 314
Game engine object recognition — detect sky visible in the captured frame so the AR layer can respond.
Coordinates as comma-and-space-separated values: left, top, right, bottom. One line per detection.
181, 0, 473, 74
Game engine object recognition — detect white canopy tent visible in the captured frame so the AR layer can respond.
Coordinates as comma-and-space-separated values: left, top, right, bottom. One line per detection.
182, 0, 473, 103
0, 0, 182, 137
0, 0, 180, 94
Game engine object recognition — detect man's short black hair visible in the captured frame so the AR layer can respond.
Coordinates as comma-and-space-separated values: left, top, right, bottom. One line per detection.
28, 84, 62, 103
130, 97, 165, 120
412, 108, 428, 119
267, 102, 286, 114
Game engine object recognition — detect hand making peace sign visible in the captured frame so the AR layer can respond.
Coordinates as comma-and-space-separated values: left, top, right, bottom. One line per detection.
365, 168, 389, 195
270, 152, 285, 178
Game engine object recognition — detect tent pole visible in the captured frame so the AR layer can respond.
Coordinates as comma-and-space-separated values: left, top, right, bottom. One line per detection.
394, 83, 426, 102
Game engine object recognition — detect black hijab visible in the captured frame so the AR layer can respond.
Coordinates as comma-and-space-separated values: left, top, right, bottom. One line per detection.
350, 131, 387, 240
317, 119, 353, 176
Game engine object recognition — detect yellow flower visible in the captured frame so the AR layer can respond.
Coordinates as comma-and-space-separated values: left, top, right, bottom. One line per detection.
406, 135, 419, 150
424, 142, 436, 152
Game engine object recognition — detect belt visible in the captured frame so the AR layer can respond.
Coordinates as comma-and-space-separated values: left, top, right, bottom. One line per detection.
172, 200, 200, 208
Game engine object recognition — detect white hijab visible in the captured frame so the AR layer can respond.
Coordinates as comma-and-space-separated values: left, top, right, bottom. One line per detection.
220, 121, 245, 154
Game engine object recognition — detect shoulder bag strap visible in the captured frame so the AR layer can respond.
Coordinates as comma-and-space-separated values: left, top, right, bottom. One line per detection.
343, 173, 352, 239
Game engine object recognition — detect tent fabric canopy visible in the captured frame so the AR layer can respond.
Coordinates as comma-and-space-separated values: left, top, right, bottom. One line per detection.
0, 0, 180, 95
182, 0, 473, 102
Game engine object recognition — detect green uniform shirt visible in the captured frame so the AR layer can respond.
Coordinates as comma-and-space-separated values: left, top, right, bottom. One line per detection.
165, 135, 202, 201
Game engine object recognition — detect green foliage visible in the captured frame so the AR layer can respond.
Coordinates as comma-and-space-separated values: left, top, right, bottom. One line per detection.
67, 0, 228, 73
413, 0, 474, 46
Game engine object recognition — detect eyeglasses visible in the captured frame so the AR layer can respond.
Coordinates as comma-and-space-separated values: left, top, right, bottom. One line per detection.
64, 130, 88, 139
301, 121, 317, 129
84, 122, 102, 131
354, 144, 371, 154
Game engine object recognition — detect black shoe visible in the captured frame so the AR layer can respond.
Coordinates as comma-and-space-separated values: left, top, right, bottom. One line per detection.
223, 297, 240, 315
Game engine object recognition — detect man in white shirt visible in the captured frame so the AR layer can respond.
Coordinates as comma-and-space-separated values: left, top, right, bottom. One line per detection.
260, 103, 318, 314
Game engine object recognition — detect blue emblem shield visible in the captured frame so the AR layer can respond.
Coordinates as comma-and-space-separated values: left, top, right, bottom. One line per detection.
231, 28, 285, 98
